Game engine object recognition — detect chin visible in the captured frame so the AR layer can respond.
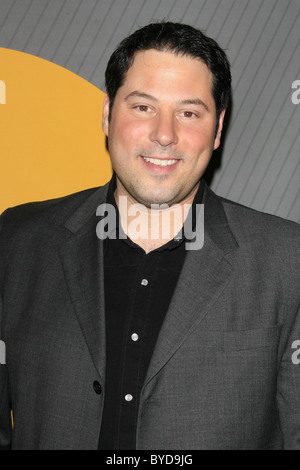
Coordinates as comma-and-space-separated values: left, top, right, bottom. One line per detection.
135, 192, 180, 207
126, 180, 182, 207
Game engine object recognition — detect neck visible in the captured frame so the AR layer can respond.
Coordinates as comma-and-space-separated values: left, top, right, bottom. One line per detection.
115, 184, 199, 254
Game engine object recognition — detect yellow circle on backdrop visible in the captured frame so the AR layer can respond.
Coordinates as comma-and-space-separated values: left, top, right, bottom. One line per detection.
0, 47, 112, 214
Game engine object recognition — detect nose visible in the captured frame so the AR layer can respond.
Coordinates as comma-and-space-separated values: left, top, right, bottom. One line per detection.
150, 111, 178, 147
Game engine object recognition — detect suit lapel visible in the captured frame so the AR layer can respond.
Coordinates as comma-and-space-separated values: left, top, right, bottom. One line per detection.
59, 186, 108, 381
144, 186, 239, 387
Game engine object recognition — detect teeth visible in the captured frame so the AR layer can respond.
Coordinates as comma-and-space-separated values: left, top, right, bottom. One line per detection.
143, 157, 177, 167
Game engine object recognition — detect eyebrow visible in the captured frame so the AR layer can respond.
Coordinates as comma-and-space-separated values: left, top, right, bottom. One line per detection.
125, 91, 158, 102
125, 91, 209, 111
180, 99, 209, 112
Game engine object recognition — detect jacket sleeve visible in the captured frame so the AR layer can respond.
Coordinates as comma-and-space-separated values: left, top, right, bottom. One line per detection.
277, 300, 300, 449
0, 211, 12, 449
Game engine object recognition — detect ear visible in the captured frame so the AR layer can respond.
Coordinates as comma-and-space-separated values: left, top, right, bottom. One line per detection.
102, 93, 110, 136
213, 109, 226, 150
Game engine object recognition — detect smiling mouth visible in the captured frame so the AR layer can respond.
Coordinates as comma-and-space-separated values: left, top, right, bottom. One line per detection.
142, 156, 178, 167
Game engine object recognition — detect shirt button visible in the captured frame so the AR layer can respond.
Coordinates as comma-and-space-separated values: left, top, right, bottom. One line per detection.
125, 394, 133, 402
93, 381, 102, 395
131, 333, 139, 342
141, 279, 148, 286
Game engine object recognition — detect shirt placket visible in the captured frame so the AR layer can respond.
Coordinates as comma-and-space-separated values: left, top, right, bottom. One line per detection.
116, 254, 155, 449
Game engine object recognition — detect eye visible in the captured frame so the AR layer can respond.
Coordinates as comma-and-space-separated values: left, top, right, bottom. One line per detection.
135, 105, 151, 112
181, 110, 198, 119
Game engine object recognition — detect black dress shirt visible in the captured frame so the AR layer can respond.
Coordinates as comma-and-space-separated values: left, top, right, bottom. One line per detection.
98, 177, 204, 450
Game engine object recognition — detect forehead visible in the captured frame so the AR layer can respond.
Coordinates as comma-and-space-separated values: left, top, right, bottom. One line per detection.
122, 49, 214, 96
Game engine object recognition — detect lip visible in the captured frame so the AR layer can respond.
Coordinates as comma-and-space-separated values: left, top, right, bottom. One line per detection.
140, 155, 180, 173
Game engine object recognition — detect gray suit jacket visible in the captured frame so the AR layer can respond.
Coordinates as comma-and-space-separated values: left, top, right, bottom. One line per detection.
0, 180, 300, 449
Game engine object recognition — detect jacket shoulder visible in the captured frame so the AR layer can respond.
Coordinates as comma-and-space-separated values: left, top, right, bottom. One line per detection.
221, 194, 298, 227
1, 186, 100, 223
214, 192, 300, 249
0, 184, 110, 267
0, 185, 108, 233
0, 184, 109, 281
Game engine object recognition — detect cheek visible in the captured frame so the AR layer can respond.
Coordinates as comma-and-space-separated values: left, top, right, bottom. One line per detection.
182, 127, 214, 156
111, 114, 149, 142
127, 120, 152, 144
108, 119, 150, 167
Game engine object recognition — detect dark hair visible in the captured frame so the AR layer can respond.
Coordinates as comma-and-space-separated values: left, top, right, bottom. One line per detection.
105, 22, 231, 124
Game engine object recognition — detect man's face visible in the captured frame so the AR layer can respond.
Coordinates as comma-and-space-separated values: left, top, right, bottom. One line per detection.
102, 49, 225, 207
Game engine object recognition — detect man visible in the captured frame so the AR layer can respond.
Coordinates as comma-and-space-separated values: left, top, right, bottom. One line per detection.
0, 22, 299, 450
